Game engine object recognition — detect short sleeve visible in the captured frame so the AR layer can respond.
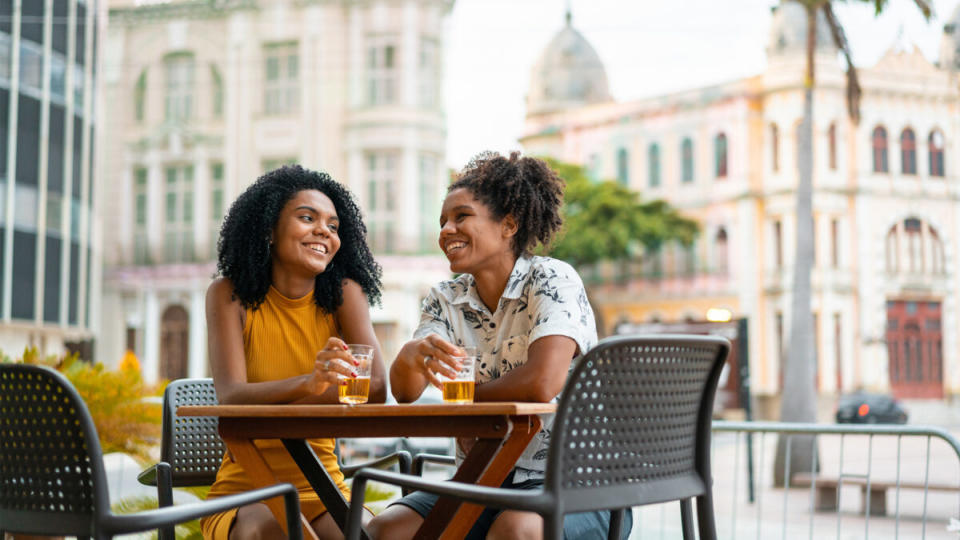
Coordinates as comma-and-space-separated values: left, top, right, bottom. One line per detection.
526, 260, 597, 355
412, 288, 456, 343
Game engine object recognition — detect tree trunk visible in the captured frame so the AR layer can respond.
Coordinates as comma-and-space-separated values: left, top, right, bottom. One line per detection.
774, 3, 820, 487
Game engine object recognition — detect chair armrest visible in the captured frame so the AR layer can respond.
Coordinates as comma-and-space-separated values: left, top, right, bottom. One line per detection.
103, 482, 303, 540
412, 453, 455, 476
137, 464, 158, 487
341, 450, 412, 478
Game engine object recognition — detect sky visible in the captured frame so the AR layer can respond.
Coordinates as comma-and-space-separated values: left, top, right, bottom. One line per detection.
443, 0, 959, 170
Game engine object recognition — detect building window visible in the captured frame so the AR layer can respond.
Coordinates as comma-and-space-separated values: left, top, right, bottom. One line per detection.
900, 128, 916, 175
134, 70, 147, 123
419, 38, 439, 108
164, 53, 194, 123
773, 219, 782, 268
928, 130, 944, 177
930, 225, 944, 274
211, 65, 223, 119
828, 122, 837, 170
886, 218, 944, 276
133, 167, 148, 264
19, 41, 43, 94
366, 151, 398, 252
834, 312, 843, 391
715, 227, 728, 274
647, 143, 659, 187
616, 147, 629, 186
264, 43, 298, 115
714, 132, 727, 178
872, 126, 888, 173
163, 165, 194, 263
770, 123, 779, 172
210, 162, 224, 258
367, 38, 397, 106
681, 137, 693, 183
262, 157, 297, 173
904, 217, 922, 273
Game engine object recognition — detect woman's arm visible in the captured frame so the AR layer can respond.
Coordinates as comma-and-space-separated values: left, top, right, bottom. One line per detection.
473, 335, 577, 403
390, 334, 462, 403
207, 278, 355, 405
333, 279, 388, 403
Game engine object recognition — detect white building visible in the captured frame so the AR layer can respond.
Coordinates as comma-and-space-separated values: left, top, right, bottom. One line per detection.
0, 0, 101, 360
99, 0, 452, 382
521, 3, 960, 416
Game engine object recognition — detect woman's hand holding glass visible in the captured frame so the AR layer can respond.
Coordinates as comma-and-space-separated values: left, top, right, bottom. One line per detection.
309, 337, 360, 395
402, 334, 465, 390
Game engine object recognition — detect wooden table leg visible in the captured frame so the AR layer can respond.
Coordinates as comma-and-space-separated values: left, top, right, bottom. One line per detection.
221, 433, 319, 540
414, 415, 543, 540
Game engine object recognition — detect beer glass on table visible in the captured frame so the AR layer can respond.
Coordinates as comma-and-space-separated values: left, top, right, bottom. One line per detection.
338, 344, 373, 405
441, 347, 476, 404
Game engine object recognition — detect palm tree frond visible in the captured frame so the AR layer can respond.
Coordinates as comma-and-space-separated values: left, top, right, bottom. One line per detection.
823, 4, 862, 124
911, 0, 934, 19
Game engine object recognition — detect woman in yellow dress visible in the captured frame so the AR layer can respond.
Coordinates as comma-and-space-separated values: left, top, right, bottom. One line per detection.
201, 165, 386, 539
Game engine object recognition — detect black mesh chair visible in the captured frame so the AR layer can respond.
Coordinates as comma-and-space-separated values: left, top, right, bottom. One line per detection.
0, 364, 302, 540
137, 378, 413, 539
346, 334, 730, 540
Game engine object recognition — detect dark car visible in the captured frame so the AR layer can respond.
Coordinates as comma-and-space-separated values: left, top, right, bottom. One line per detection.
835, 392, 908, 424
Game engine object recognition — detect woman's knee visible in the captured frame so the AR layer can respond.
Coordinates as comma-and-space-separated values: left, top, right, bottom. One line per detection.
366, 505, 423, 540
230, 503, 285, 540
486, 510, 543, 540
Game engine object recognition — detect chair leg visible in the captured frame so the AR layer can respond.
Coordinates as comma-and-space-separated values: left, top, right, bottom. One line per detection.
680, 498, 695, 540
156, 462, 175, 540
696, 493, 718, 540
543, 512, 564, 540
607, 508, 624, 540
397, 451, 413, 495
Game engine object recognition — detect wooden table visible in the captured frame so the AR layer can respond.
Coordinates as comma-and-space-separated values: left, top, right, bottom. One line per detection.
178, 402, 555, 540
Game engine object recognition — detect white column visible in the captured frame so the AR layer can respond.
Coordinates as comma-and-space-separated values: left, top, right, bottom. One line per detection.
146, 157, 164, 262
143, 290, 161, 384
347, 6, 364, 109
400, 144, 418, 251
401, 1, 418, 107
188, 287, 206, 378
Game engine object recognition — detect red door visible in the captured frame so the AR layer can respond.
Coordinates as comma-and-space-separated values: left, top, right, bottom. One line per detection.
886, 300, 942, 399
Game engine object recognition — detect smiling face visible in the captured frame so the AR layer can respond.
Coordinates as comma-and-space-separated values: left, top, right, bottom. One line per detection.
438, 188, 516, 275
270, 189, 341, 280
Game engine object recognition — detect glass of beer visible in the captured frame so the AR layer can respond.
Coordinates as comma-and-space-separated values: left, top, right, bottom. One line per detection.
338, 344, 373, 405
441, 347, 476, 404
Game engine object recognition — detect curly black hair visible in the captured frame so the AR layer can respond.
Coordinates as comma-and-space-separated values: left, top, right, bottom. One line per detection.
216, 165, 382, 313
449, 151, 565, 258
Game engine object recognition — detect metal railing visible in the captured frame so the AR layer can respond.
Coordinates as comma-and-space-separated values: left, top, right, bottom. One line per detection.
631, 421, 960, 539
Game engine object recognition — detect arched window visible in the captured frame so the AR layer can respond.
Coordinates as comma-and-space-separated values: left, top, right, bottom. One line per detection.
164, 52, 195, 123
648, 143, 660, 187
681, 137, 694, 183
828, 123, 837, 170
714, 133, 727, 178
715, 227, 729, 274
770, 123, 779, 172
885, 218, 945, 276
872, 126, 888, 173
160, 305, 189, 381
616, 147, 629, 186
901, 128, 917, 175
928, 130, 945, 177
930, 225, 945, 274
134, 70, 147, 123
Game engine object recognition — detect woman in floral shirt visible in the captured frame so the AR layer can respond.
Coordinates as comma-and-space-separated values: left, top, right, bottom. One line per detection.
367, 152, 632, 540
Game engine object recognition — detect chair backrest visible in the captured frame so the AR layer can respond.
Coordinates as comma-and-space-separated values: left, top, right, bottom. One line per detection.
160, 378, 226, 487
546, 334, 730, 513
0, 364, 111, 536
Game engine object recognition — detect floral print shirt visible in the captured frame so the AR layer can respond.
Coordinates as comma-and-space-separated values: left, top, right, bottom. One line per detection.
413, 255, 597, 482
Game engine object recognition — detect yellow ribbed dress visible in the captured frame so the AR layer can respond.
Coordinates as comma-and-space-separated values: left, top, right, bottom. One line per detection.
201, 286, 349, 539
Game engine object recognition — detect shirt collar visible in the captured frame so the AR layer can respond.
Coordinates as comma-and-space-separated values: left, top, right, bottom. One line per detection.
443, 256, 534, 308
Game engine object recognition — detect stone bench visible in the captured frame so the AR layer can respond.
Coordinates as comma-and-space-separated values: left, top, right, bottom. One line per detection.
793, 473, 958, 516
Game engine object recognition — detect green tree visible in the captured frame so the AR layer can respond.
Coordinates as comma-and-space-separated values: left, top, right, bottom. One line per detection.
774, 0, 931, 486
546, 158, 698, 268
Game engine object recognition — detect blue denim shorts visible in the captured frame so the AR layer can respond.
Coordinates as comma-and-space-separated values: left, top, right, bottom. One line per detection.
390, 470, 633, 540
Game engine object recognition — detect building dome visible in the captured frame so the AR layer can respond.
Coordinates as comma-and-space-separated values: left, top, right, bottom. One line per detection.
939, 4, 960, 70
767, 1, 836, 58
526, 11, 612, 116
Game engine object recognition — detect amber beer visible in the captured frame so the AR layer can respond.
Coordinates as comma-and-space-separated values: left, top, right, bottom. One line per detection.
338, 376, 371, 405
442, 380, 474, 404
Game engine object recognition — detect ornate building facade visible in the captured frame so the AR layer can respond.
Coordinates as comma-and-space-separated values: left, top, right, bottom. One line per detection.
521, 3, 960, 415
0, 0, 101, 359
99, 0, 452, 382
